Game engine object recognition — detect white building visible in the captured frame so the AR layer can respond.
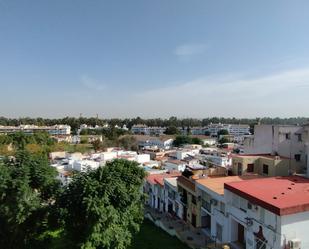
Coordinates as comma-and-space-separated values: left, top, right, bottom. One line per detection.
0, 124, 71, 135
164, 177, 180, 217
207, 124, 250, 137
202, 154, 232, 168
135, 154, 151, 164
164, 159, 187, 172
225, 176, 309, 249
145, 172, 180, 212
131, 125, 166, 135
137, 136, 174, 150
244, 124, 306, 170
100, 151, 118, 161
71, 160, 100, 172
196, 176, 260, 244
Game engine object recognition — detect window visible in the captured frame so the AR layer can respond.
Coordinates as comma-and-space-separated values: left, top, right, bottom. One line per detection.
295, 154, 301, 162
237, 162, 243, 176
296, 134, 302, 142
216, 223, 223, 242
263, 164, 269, 175
239, 197, 247, 212
192, 195, 197, 205
220, 202, 225, 214
247, 163, 254, 173
285, 133, 291, 140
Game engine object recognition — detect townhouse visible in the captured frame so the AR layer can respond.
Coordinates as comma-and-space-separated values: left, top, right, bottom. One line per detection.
196, 175, 261, 244
164, 177, 179, 217
145, 172, 180, 212
225, 176, 309, 249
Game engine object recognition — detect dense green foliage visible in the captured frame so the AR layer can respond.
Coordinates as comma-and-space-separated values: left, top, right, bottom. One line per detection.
58, 159, 146, 249
0, 151, 60, 249
164, 126, 180, 135
79, 127, 129, 139
218, 137, 230, 144
90, 135, 138, 152
173, 135, 202, 147
217, 129, 229, 136
0, 155, 146, 249
0, 132, 55, 148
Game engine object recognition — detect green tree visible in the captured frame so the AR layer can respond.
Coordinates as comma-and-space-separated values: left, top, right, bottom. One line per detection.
117, 136, 138, 151
218, 137, 229, 144
204, 131, 211, 136
58, 159, 146, 249
217, 129, 229, 137
91, 139, 105, 152
164, 126, 179, 135
0, 150, 60, 249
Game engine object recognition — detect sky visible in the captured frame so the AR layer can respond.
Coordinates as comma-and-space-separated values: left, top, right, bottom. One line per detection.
1, 0, 309, 119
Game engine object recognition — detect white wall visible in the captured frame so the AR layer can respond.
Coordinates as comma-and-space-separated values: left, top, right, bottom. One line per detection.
135, 154, 151, 164
164, 162, 186, 172
100, 151, 117, 161
280, 211, 309, 248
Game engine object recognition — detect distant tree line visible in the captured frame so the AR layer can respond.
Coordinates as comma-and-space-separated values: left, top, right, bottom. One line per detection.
1, 116, 308, 134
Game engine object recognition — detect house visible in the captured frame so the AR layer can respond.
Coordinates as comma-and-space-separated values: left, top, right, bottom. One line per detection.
164, 159, 187, 172
176, 175, 200, 227
232, 154, 303, 177
71, 159, 100, 172
135, 135, 174, 150
164, 177, 180, 217
169, 148, 200, 160
135, 154, 151, 164
196, 175, 261, 244
243, 125, 305, 166
145, 172, 180, 212
224, 176, 309, 249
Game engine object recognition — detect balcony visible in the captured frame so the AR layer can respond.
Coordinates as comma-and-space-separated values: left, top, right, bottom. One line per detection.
202, 199, 211, 213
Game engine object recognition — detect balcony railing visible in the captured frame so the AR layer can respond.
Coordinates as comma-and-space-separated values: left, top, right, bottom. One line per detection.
202, 199, 211, 212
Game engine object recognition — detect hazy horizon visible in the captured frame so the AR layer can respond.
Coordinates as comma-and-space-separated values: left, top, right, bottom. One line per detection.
1, 0, 309, 118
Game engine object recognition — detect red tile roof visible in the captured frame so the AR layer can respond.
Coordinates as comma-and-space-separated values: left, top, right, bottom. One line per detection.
225, 176, 309, 216
146, 172, 180, 187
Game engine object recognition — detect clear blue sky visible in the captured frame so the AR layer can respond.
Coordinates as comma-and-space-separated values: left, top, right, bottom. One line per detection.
1, 0, 309, 118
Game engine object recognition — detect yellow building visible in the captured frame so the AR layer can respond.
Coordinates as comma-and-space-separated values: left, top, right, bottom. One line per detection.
232, 154, 303, 177
177, 175, 201, 228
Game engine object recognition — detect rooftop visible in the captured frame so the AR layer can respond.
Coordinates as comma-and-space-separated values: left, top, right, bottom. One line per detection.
146, 172, 180, 187
196, 175, 261, 196
225, 176, 309, 216
164, 177, 178, 188
232, 153, 290, 160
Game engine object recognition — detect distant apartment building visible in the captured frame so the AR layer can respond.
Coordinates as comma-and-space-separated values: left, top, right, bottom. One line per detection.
179, 124, 250, 138
131, 125, 166, 135
0, 124, 71, 135
207, 123, 250, 137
